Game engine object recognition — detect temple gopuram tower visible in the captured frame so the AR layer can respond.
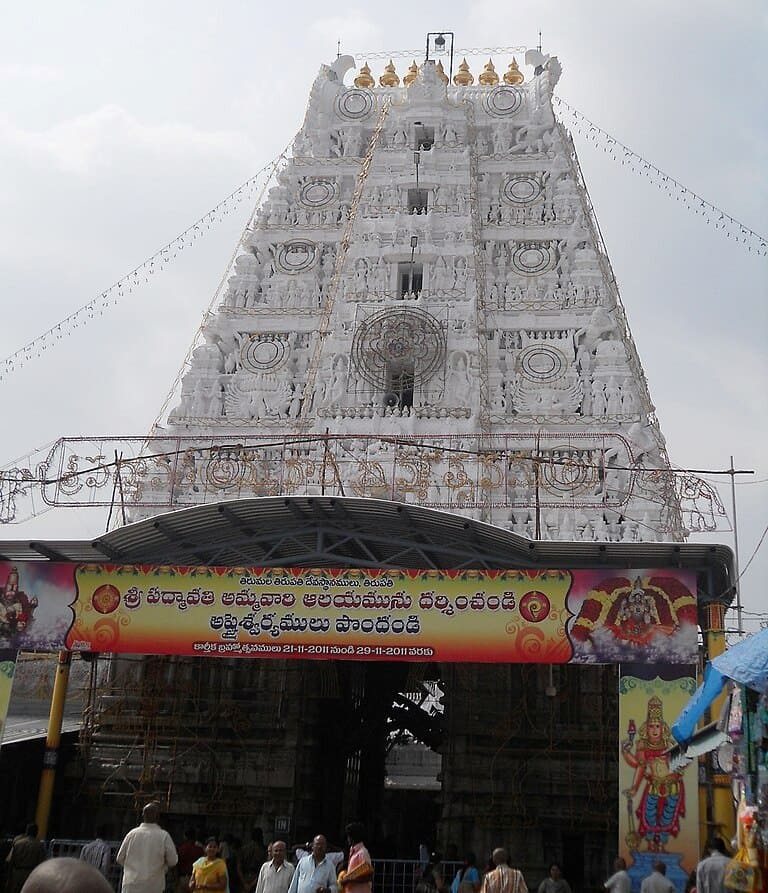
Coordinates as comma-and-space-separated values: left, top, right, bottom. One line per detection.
160, 53, 679, 542
81, 50, 688, 880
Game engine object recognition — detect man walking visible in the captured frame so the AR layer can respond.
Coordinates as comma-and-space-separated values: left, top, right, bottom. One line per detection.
286, 836, 337, 893
640, 862, 675, 893
116, 802, 177, 893
604, 858, 631, 893
5, 823, 46, 893
253, 841, 295, 893
80, 824, 112, 879
481, 849, 528, 893
696, 839, 730, 893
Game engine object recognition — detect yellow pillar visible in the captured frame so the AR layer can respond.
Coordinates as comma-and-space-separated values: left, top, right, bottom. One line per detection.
701, 602, 734, 846
34, 650, 72, 838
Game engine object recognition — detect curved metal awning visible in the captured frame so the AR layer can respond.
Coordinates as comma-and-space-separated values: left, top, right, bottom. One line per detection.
0, 496, 734, 606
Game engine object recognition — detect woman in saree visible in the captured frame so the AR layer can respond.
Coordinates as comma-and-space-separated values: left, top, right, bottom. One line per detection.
338, 823, 373, 893
190, 838, 229, 892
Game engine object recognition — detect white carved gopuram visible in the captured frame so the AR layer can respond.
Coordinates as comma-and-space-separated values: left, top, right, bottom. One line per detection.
157, 53, 682, 543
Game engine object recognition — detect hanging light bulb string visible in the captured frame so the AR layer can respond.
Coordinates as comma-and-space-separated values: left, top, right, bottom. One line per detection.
553, 96, 767, 256
0, 147, 289, 384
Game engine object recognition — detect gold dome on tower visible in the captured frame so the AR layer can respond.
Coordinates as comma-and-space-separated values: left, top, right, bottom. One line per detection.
435, 60, 449, 84
354, 63, 375, 89
479, 58, 499, 86
403, 61, 418, 86
379, 60, 400, 87
503, 57, 525, 85
453, 58, 474, 86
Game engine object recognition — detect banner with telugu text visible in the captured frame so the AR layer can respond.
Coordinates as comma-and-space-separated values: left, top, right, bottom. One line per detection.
0, 561, 698, 663
619, 665, 699, 892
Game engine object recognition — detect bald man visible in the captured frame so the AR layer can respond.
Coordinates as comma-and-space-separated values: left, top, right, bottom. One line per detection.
21, 857, 113, 893
481, 849, 528, 893
116, 801, 178, 893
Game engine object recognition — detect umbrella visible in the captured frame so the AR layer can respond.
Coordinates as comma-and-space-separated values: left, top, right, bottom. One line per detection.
671, 627, 768, 745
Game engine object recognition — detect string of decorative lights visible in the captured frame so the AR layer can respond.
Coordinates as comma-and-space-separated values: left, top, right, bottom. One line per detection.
0, 147, 289, 384
553, 96, 768, 256
354, 46, 527, 61
147, 144, 293, 437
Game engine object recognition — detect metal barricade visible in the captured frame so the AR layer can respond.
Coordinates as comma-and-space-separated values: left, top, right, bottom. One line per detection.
374, 859, 463, 893
48, 838, 123, 891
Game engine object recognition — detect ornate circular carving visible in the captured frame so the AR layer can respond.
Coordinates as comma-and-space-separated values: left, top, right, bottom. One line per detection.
240, 336, 290, 373
483, 85, 524, 117
299, 179, 337, 208
275, 240, 317, 273
503, 175, 543, 205
511, 242, 556, 276
351, 307, 446, 389
335, 89, 375, 120
540, 450, 598, 497
517, 345, 567, 382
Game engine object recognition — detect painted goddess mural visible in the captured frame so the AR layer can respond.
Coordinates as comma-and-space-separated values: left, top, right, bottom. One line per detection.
621, 695, 685, 853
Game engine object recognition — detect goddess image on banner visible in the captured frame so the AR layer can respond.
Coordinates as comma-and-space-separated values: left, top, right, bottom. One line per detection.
619, 665, 699, 891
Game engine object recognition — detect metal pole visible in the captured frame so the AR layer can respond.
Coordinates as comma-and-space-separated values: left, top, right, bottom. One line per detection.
729, 455, 743, 634
35, 650, 72, 837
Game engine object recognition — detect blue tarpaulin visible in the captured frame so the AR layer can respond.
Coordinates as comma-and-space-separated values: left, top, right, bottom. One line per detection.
671, 627, 768, 744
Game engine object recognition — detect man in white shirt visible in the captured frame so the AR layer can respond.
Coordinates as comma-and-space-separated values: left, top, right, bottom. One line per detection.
604, 857, 631, 893
640, 862, 675, 893
696, 839, 731, 893
116, 801, 178, 893
287, 835, 338, 893
253, 840, 296, 893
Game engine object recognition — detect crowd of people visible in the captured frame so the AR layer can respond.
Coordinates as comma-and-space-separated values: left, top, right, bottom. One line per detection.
2, 807, 736, 893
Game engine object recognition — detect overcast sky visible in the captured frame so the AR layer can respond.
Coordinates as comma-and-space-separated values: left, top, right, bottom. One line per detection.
1, 1, 766, 630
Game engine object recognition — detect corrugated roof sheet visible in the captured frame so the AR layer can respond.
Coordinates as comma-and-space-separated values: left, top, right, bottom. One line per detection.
0, 496, 734, 606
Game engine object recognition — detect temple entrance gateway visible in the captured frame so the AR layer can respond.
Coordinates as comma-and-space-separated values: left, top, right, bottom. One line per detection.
0, 43, 737, 891
0, 509, 733, 887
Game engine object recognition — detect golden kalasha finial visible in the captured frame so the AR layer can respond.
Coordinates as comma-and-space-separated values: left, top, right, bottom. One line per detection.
503, 57, 525, 85
453, 58, 474, 86
479, 58, 499, 86
379, 60, 400, 87
354, 62, 375, 89
435, 60, 449, 85
403, 60, 418, 86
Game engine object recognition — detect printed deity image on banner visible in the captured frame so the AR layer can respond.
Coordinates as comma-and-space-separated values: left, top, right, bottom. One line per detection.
619, 668, 699, 890
0, 563, 76, 651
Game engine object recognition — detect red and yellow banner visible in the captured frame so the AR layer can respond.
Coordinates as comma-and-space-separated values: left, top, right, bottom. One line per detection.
0, 562, 698, 663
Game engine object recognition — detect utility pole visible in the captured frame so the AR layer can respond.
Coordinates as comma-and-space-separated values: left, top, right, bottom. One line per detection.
729, 455, 744, 634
